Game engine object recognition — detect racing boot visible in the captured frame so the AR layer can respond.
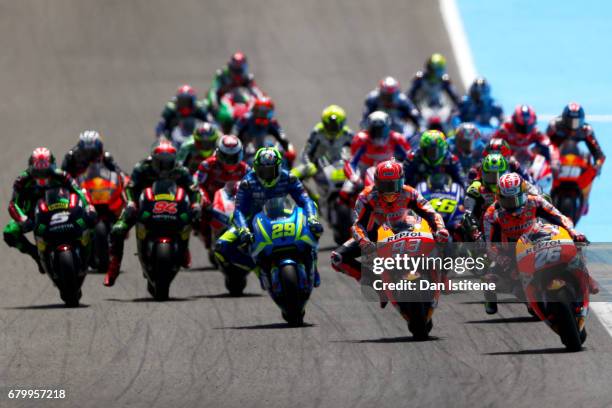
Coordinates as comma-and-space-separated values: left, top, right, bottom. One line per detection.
103, 256, 121, 287
588, 274, 600, 295
24, 241, 45, 274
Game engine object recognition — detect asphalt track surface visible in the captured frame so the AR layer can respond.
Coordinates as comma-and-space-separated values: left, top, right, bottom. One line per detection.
1, 1, 611, 407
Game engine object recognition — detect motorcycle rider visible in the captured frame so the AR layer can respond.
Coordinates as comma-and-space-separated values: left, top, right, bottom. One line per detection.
104, 141, 201, 287
4, 148, 95, 273
155, 84, 210, 138
206, 51, 264, 113
546, 102, 606, 174
331, 160, 448, 283
362, 76, 422, 131
177, 122, 222, 174
234, 96, 296, 163
214, 147, 322, 285
196, 135, 250, 250
61, 130, 123, 178
293, 104, 354, 180
407, 53, 461, 108
447, 122, 486, 173
454, 77, 504, 126
494, 104, 557, 167
483, 172, 597, 313
469, 138, 533, 183
403, 129, 465, 187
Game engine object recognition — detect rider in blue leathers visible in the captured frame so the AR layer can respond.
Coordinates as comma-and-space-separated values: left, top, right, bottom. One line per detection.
453, 77, 504, 127
214, 147, 323, 285
361, 76, 422, 131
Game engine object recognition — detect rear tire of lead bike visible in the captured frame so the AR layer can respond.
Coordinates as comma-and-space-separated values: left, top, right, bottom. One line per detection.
93, 221, 109, 273
550, 287, 582, 351
401, 302, 431, 340
152, 243, 172, 301
58, 250, 81, 307
557, 195, 580, 225
279, 264, 305, 327
225, 272, 247, 297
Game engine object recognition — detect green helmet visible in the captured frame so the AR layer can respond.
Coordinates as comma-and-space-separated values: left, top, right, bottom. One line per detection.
193, 123, 221, 155
481, 153, 508, 192
426, 53, 447, 80
420, 130, 448, 166
321, 104, 347, 138
253, 147, 283, 187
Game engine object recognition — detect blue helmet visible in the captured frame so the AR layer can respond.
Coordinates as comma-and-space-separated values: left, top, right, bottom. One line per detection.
468, 77, 491, 103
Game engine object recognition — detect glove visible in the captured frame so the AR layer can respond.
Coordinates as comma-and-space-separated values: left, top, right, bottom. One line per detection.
238, 228, 254, 245
434, 228, 450, 243
359, 239, 376, 255
110, 220, 129, 239
570, 230, 588, 243
307, 215, 323, 237
20, 218, 34, 233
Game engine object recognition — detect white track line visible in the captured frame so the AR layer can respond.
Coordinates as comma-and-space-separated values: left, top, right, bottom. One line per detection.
439, 0, 612, 338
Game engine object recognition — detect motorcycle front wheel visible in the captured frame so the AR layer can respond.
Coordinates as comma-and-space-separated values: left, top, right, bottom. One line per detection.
150, 242, 173, 301
57, 250, 82, 307
279, 264, 305, 327
549, 287, 583, 351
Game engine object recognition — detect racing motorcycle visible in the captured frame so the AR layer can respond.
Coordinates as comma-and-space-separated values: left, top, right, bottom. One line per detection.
79, 162, 126, 272
135, 180, 193, 300
243, 136, 295, 169
416, 94, 453, 136
251, 198, 319, 326
514, 147, 553, 195
198, 181, 238, 265
294, 155, 353, 245
33, 187, 93, 306
516, 223, 589, 351
551, 140, 597, 225
416, 173, 465, 242
215, 87, 255, 134
168, 117, 202, 148
373, 216, 440, 339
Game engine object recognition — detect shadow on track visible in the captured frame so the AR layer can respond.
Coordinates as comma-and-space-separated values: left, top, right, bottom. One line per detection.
105, 297, 196, 303
466, 316, 539, 324
332, 336, 441, 344
216, 322, 316, 330
485, 347, 575, 355
5, 303, 90, 310
189, 293, 264, 299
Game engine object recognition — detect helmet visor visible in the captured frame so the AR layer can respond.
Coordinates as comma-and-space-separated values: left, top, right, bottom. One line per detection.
370, 125, 389, 142
217, 150, 240, 165
153, 154, 176, 173
195, 138, 217, 151
564, 117, 582, 131
514, 122, 534, 135
324, 117, 342, 134
377, 178, 403, 194
256, 164, 279, 183
457, 137, 473, 153
424, 145, 443, 164
482, 170, 501, 188
499, 192, 526, 210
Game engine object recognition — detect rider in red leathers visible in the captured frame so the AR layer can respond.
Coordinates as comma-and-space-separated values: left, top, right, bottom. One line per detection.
494, 105, 559, 169
196, 135, 249, 249
332, 160, 448, 282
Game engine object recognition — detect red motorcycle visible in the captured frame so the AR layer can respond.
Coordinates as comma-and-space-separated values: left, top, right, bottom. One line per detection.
552, 140, 597, 225
216, 87, 255, 133
79, 163, 126, 272
514, 147, 553, 195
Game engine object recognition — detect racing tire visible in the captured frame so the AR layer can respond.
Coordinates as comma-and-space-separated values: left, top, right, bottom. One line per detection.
57, 250, 81, 307
401, 302, 431, 340
93, 221, 109, 273
557, 195, 580, 225
225, 272, 247, 297
152, 242, 172, 301
279, 264, 305, 327
550, 287, 582, 351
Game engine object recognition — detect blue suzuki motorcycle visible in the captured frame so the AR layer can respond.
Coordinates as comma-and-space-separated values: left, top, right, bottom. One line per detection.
251, 198, 318, 326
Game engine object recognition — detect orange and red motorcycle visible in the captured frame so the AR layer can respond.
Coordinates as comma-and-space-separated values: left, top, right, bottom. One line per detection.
516, 223, 589, 351
551, 140, 598, 225
79, 163, 126, 272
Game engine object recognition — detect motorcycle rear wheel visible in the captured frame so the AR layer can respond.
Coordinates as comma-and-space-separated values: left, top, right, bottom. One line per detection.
93, 221, 109, 273
151, 242, 172, 301
279, 264, 305, 327
400, 302, 432, 340
550, 287, 582, 351
58, 250, 81, 307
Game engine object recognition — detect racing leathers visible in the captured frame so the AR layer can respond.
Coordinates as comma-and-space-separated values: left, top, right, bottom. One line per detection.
206, 68, 263, 113
331, 184, 445, 281
61, 148, 122, 179
4, 169, 93, 269
494, 121, 558, 168
403, 150, 466, 188
177, 136, 214, 174
214, 169, 320, 281
407, 71, 461, 108
454, 95, 504, 127
546, 118, 606, 171
234, 113, 295, 161
362, 90, 422, 131
196, 156, 250, 248
447, 136, 486, 175
155, 99, 210, 138
107, 158, 199, 275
